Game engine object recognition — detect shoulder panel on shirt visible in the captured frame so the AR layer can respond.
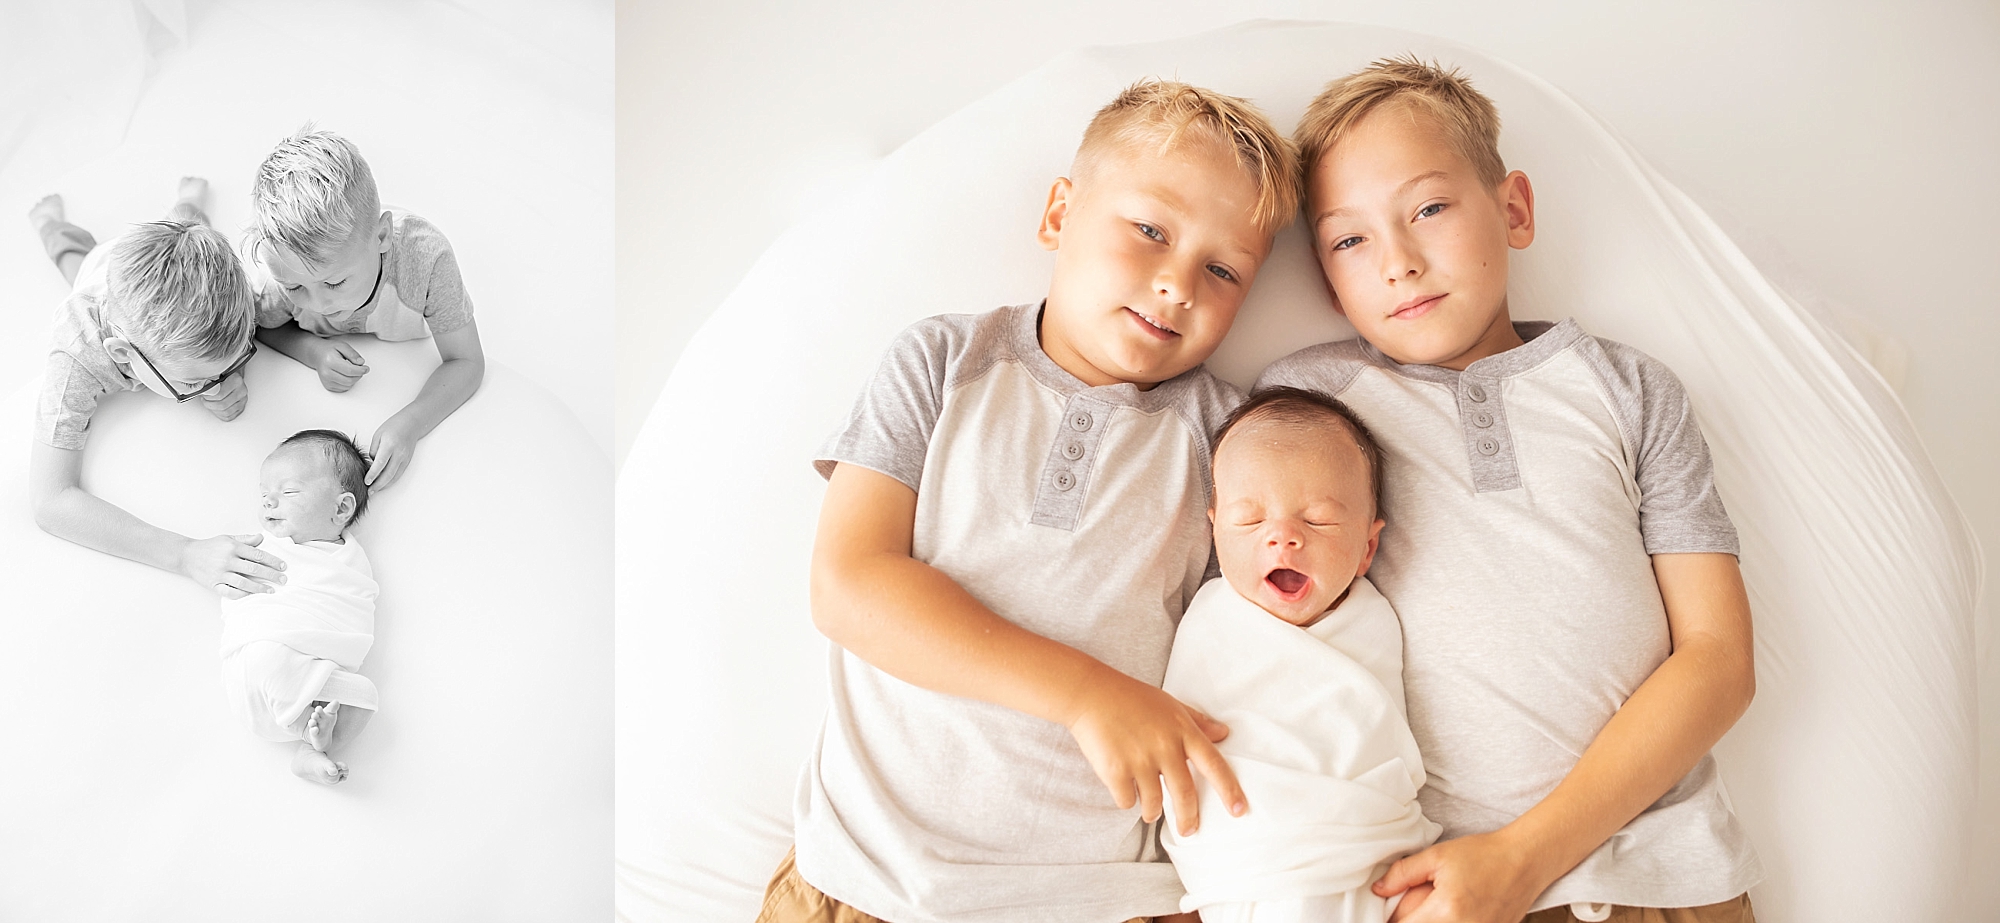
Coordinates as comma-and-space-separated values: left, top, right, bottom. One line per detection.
1253, 338, 1373, 398
390, 213, 474, 333
1575, 335, 1740, 556
811, 308, 1011, 492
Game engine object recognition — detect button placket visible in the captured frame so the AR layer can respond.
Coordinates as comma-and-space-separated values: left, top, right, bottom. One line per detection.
1457, 375, 1521, 492
1031, 395, 1112, 530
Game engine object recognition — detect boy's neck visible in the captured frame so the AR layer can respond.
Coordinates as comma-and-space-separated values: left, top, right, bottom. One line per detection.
1432, 304, 1525, 371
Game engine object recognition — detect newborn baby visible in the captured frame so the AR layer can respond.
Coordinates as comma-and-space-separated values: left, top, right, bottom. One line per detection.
218, 430, 379, 785
1162, 387, 1439, 923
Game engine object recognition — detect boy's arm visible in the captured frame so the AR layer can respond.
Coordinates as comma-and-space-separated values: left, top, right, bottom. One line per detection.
257, 322, 369, 392
366, 319, 484, 491
28, 440, 287, 599
1377, 552, 1756, 923
813, 462, 1247, 834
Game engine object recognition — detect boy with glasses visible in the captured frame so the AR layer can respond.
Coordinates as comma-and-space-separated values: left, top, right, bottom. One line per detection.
27, 179, 285, 599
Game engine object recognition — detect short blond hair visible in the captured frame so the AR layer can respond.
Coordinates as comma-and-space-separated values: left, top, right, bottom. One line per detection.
1074, 79, 1300, 235
245, 127, 381, 267
1295, 56, 1506, 191
106, 220, 256, 364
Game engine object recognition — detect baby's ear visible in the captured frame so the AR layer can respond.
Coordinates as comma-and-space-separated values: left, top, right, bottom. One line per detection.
334, 491, 357, 522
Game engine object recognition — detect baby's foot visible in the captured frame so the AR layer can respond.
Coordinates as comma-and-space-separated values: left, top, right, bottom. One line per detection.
27, 194, 64, 233
304, 701, 340, 752
291, 743, 348, 785
175, 176, 209, 212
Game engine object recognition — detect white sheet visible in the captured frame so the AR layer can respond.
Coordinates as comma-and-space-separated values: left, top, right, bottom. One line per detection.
0, 340, 610, 921
616, 20, 1982, 923
1162, 578, 1436, 919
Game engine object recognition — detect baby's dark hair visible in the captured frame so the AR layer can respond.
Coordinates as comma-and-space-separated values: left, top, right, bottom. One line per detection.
279, 429, 372, 526
1212, 386, 1385, 519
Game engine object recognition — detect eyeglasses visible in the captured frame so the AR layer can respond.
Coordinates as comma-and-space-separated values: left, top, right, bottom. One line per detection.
130, 341, 258, 403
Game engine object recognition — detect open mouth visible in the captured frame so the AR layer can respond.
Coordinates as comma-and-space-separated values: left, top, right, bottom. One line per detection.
1126, 307, 1180, 338
1265, 568, 1310, 599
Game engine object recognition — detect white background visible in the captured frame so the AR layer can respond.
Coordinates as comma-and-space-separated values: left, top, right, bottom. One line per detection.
620, 1, 1999, 916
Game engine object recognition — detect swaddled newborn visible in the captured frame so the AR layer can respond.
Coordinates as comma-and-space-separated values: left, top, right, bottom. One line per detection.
219, 430, 379, 785
1162, 388, 1439, 923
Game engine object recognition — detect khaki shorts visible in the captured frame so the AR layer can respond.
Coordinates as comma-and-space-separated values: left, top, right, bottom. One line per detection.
754, 847, 1163, 923
1523, 893, 1755, 923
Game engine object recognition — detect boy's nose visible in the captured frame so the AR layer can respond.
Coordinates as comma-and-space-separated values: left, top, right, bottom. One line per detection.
1154, 260, 1194, 306
1380, 229, 1426, 283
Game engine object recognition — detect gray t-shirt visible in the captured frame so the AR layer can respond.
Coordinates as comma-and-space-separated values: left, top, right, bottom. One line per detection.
795, 302, 1243, 923
251, 208, 473, 342
1256, 319, 1761, 911
37, 238, 143, 450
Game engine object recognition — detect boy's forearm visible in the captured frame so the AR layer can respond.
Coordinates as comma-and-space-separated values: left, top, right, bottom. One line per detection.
813, 546, 1108, 725
391, 354, 483, 440
33, 479, 189, 574
1498, 553, 1756, 890
254, 322, 319, 363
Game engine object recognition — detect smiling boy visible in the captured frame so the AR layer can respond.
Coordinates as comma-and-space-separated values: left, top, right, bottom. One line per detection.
763, 80, 1299, 923
1258, 58, 1760, 923
245, 128, 485, 491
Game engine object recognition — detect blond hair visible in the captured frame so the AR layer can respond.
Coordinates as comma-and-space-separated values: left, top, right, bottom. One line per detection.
245, 127, 381, 267
1073, 79, 1300, 234
106, 221, 256, 364
1295, 56, 1506, 191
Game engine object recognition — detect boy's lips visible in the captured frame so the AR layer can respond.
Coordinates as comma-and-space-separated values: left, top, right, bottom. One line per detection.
1124, 307, 1180, 339
1390, 293, 1445, 320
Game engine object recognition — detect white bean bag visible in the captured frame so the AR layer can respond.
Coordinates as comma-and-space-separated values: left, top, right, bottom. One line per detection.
615, 21, 1981, 923
0, 338, 609, 921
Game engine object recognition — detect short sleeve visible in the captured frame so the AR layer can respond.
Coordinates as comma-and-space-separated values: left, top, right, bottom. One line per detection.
1252, 339, 1371, 399
35, 351, 112, 450
1584, 338, 1739, 556
812, 316, 970, 492
252, 281, 297, 329
391, 215, 473, 335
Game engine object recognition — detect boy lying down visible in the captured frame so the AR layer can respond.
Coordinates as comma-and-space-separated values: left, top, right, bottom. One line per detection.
219, 430, 380, 784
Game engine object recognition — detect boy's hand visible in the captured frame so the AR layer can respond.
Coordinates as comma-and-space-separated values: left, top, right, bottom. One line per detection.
198, 371, 249, 422
1062, 669, 1245, 836
1376, 831, 1541, 923
366, 416, 418, 492
315, 340, 368, 392
180, 533, 287, 599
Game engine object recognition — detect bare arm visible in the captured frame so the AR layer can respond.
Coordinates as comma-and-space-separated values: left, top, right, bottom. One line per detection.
1381, 552, 1756, 922
365, 319, 485, 490
29, 440, 284, 598
813, 462, 1245, 832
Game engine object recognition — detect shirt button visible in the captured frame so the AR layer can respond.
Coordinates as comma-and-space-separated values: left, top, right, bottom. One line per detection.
1473, 411, 1493, 428
1069, 411, 1093, 432
1062, 441, 1084, 460
1466, 383, 1488, 403
1476, 437, 1499, 456
1053, 471, 1076, 491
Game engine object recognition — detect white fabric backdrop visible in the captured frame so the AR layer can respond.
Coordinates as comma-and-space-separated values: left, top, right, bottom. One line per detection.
616, 21, 1982, 923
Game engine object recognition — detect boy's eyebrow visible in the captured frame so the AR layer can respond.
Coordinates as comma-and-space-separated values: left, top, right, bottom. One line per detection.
1313, 170, 1453, 225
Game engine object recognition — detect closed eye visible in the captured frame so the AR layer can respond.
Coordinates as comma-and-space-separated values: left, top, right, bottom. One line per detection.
326, 279, 345, 288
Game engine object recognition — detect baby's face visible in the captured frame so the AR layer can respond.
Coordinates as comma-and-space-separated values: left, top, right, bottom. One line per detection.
257, 214, 388, 320
258, 447, 352, 543
1210, 420, 1382, 627
1037, 137, 1271, 388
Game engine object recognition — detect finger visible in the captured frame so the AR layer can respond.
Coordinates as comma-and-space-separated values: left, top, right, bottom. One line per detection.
1162, 755, 1201, 835
218, 572, 275, 596
335, 341, 365, 364
229, 557, 285, 586
1135, 770, 1164, 824
1373, 849, 1438, 897
1185, 735, 1245, 817
365, 449, 387, 485
231, 532, 265, 546
1188, 706, 1230, 743
215, 582, 250, 601
1095, 763, 1138, 811
372, 455, 404, 491
1387, 883, 1433, 923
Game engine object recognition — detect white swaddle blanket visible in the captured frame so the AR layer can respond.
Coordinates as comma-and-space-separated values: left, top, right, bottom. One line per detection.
218, 532, 379, 739
1162, 577, 1439, 922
